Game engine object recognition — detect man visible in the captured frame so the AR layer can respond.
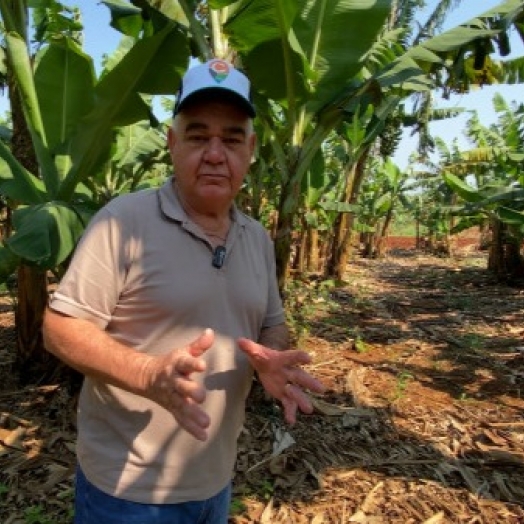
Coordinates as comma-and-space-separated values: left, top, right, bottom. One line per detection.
43, 58, 325, 524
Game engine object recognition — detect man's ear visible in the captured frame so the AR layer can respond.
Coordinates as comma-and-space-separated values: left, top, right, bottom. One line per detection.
167, 125, 176, 150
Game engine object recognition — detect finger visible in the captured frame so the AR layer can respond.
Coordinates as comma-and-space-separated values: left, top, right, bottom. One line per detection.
286, 384, 314, 415
175, 401, 210, 442
288, 368, 327, 394
237, 338, 269, 361
174, 353, 207, 376
172, 376, 206, 403
280, 349, 312, 366
238, 341, 313, 372
187, 328, 215, 358
281, 392, 298, 425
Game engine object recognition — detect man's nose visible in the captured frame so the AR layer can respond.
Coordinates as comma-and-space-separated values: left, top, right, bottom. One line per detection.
203, 136, 226, 163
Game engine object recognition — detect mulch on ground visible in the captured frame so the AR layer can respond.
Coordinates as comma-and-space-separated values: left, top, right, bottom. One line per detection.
1, 248, 524, 523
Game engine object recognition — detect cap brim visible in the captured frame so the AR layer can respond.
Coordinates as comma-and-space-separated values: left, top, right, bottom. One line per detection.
175, 87, 256, 118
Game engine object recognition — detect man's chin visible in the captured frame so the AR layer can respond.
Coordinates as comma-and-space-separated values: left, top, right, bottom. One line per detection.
198, 185, 234, 203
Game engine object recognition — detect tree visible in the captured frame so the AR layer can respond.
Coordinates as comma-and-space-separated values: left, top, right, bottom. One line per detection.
2, 0, 524, 382
0, 0, 190, 380
441, 94, 524, 280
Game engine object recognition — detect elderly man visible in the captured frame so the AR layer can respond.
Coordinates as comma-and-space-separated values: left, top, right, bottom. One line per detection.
43, 58, 325, 524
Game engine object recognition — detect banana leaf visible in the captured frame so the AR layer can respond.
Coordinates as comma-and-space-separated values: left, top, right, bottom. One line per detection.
6, 202, 85, 268
442, 172, 483, 203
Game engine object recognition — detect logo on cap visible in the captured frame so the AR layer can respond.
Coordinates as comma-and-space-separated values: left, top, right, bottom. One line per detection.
209, 60, 230, 84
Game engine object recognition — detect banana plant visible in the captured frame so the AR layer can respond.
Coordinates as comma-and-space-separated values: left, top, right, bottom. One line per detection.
208, 0, 394, 287
437, 92, 524, 276
441, 95, 524, 222
204, 0, 524, 289
354, 157, 409, 257
0, 1, 195, 377
0, 1, 190, 280
296, 145, 340, 273
84, 120, 171, 208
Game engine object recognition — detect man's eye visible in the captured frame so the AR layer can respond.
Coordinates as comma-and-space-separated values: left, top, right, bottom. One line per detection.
188, 135, 207, 142
224, 137, 243, 145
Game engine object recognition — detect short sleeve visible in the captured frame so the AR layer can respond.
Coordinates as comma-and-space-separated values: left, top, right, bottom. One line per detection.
49, 208, 130, 329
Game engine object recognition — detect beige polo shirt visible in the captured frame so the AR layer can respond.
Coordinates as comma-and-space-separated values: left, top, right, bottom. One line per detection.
49, 178, 285, 504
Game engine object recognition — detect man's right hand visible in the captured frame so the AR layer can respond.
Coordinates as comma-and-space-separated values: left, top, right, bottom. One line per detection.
43, 309, 214, 441
142, 328, 214, 441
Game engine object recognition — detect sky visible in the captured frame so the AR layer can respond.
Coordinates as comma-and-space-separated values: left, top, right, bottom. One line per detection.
3, 1, 524, 169
394, 0, 524, 169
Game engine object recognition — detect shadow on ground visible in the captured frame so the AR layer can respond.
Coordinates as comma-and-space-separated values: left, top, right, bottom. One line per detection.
233, 253, 524, 522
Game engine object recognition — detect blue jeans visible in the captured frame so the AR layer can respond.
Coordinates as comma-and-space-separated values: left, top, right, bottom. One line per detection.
74, 466, 231, 524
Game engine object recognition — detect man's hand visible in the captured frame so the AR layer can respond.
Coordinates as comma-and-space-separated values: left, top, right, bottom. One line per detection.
43, 309, 215, 441
142, 328, 214, 441
237, 338, 326, 425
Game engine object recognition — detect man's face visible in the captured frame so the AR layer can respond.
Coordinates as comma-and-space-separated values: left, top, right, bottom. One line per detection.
168, 99, 256, 209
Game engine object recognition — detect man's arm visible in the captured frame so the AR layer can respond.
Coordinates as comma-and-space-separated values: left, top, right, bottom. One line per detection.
43, 308, 213, 440
43, 308, 153, 394
258, 323, 290, 351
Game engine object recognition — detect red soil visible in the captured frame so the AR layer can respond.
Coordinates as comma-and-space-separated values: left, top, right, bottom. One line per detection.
385, 236, 479, 251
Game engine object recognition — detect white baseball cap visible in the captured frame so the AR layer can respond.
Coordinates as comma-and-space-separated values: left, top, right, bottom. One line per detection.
174, 59, 256, 117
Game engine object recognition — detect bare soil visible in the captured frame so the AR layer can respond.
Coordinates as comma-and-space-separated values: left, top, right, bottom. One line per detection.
1, 243, 524, 523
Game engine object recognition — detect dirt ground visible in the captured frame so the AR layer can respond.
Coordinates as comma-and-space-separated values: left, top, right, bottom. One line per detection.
1, 242, 524, 523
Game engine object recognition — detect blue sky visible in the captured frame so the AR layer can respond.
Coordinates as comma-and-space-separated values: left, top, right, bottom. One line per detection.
73, 0, 523, 169
395, 0, 524, 168
4, 1, 524, 169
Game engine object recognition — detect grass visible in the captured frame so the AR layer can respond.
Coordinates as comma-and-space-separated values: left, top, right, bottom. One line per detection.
392, 371, 414, 401
24, 505, 55, 524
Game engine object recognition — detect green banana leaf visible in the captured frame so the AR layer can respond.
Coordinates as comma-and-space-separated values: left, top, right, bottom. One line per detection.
102, 0, 143, 37
0, 140, 46, 204
376, 0, 524, 91
59, 23, 189, 200
442, 172, 483, 203
6, 202, 85, 268
0, 246, 20, 283
498, 206, 524, 226
295, 0, 391, 115
0, 4, 191, 275
34, 37, 96, 153
4, 32, 60, 196
219, 0, 390, 116
113, 122, 166, 168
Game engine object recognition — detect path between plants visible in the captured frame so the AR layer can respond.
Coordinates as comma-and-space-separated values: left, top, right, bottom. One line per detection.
1, 250, 524, 523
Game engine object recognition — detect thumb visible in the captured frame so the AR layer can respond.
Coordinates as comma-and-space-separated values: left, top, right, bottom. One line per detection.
237, 337, 263, 357
237, 338, 271, 367
187, 328, 215, 358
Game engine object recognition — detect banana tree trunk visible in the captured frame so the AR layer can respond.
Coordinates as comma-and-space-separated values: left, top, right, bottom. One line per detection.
326, 146, 371, 279
307, 227, 320, 272
274, 177, 299, 292
14, 265, 52, 380
326, 180, 354, 277
6, 14, 56, 384
274, 216, 293, 291
361, 231, 375, 258
488, 217, 504, 274
296, 220, 308, 274
375, 207, 394, 258
488, 217, 524, 280
328, 210, 352, 276
479, 220, 491, 250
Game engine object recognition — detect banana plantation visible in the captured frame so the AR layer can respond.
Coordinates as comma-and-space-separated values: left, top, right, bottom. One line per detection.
0, 0, 521, 379
1, 1, 524, 522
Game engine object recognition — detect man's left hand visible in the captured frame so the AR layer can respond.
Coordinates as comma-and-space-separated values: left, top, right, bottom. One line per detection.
237, 338, 326, 424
